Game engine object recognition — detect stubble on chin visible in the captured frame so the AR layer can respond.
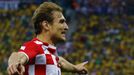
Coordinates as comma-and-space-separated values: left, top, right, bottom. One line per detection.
52, 37, 66, 44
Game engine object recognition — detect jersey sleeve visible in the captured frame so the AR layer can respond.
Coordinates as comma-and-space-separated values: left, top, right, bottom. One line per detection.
19, 42, 38, 61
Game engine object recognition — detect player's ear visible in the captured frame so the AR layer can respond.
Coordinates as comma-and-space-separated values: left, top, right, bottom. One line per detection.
41, 21, 50, 31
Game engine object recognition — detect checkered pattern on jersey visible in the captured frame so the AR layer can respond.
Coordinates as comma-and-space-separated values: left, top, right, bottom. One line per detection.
19, 38, 61, 75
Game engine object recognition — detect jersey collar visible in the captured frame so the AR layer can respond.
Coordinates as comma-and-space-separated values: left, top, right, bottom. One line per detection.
32, 38, 56, 54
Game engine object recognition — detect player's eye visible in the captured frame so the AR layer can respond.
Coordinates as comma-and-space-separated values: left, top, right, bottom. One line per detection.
59, 19, 66, 24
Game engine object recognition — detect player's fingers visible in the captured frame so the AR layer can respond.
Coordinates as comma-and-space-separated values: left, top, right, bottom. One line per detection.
20, 65, 25, 75
79, 67, 88, 74
11, 65, 20, 75
12, 64, 20, 74
78, 66, 88, 74
9, 65, 16, 75
7, 67, 12, 75
83, 67, 88, 74
81, 61, 88, 66
81, 70, 87, 74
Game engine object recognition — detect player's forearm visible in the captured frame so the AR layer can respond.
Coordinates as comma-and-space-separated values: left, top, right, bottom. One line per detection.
59, 56, 76, 72
8, 52, 28, 66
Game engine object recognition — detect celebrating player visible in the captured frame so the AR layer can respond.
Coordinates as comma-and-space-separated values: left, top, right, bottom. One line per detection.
7, 2, 88, 75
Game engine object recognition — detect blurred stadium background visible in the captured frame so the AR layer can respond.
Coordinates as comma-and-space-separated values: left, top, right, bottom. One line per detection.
0, 0, 134, 75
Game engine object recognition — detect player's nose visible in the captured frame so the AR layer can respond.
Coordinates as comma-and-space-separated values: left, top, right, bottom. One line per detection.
64, 23, 69, 31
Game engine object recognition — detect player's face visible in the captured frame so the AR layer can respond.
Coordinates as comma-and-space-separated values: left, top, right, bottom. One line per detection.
49, 11, 69, 43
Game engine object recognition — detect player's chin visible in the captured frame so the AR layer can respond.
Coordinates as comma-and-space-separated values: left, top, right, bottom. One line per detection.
58, 37, 66, 43
61, 37, 66, 41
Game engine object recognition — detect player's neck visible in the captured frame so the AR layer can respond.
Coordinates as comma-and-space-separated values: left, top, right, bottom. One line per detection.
36, 33, 55, 46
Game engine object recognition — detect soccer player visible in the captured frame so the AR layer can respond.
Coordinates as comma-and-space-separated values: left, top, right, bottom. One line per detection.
7, 2, 88, 75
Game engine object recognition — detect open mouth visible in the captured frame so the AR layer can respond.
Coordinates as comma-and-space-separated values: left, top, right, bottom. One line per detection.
61, 31, 66, 37
61, 31, 66, 34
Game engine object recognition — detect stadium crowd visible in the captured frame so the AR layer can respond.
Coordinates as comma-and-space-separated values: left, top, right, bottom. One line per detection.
0, 0, 133, 75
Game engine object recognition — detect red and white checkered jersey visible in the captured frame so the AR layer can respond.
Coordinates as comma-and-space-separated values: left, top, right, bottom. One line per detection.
19, 38, 61, 75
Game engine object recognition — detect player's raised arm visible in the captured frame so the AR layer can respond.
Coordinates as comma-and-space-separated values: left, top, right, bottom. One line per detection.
7, 52, 28, 75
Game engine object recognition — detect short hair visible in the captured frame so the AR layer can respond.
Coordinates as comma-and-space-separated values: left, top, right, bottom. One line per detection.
32, 2, 63, 35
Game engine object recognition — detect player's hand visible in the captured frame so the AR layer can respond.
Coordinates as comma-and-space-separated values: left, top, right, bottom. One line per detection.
7, 63, 25, 75
75, 61, 88, 74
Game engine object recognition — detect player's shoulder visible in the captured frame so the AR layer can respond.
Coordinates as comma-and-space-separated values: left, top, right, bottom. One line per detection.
23, 39, 43, 47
